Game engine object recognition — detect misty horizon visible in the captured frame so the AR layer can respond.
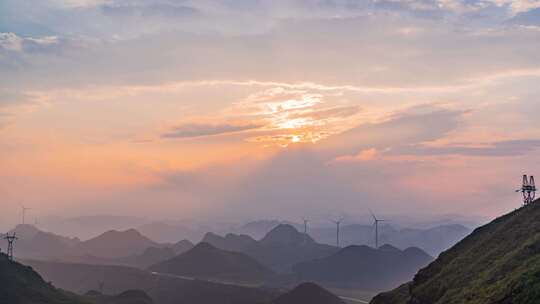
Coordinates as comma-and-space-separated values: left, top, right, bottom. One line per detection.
2, 1, 540, 231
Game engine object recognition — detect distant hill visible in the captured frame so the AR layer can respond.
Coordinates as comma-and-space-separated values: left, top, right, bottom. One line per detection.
0, 253, 86, 304
149, 242, 274, 283
25, 259, 276, 304
244, 224, 339, 272
237, 220, 284, 239
40, 215, 149, 240
201, 232, 259, 252
387, 224, 471, 256
171, 239, 195, 254
137, 222, 204, 243
116, 247, 176, 269
76, 229, 160, 259
371, 200, 540, 304
273, 282, 345, 304
3, 224, 81, 260
205, 224, 338, 273
293, 244, 432, 290
5, 224, 192, 268
259, 224, 315, 246
116, 240, 194, 269
309, 224, 470, 256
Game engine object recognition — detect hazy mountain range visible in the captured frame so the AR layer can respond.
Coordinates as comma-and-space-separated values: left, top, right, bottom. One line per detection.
293, 244, 433, 290
33, 215, 475, 257
7, 198, 538, 304
202, 224, 339, 273
2, 224, 194, 268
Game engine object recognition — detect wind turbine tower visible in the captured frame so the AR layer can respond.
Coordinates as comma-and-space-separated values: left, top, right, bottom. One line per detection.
302, 218, 308, 234
302, 217, 309, 243
517, 175, 536, 205
331, 217, 344, 248
371, 211, 385, 249
19, 204, 31, 225
3, 232, 18, 260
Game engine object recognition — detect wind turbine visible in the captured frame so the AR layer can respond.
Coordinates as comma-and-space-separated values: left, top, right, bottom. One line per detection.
302, 217, 309, 243
19, 204, 31, 225
370, 210, 385, 249
330, 217, 344, 248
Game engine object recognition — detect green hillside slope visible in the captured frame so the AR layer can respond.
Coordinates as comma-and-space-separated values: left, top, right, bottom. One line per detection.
0, 253, 86, 304
371, 200, 540, 304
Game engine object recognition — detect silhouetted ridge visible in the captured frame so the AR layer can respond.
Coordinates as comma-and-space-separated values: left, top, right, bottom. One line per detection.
148, 242, 273, 282
371, 199, 540, 304
260, 224, 314, 246
293, 244, 432, 290
77, 228, 159, 258
172, 239, 194, 254
273, 282, 345, 304
7, 224, 81, 260
378, 244, 401, 252
201, 232, 257, 252
198, 225, 336, 273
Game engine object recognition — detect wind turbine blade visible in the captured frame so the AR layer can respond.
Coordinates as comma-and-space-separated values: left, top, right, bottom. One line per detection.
369, 209, 377, 221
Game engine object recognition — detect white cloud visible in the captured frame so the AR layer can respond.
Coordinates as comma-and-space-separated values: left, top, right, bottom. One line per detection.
488, 0, 540, 14
0, 32, 60, 52
0, 33, 23, 51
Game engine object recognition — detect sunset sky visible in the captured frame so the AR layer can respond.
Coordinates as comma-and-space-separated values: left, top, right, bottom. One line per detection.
1, 0, 540, 229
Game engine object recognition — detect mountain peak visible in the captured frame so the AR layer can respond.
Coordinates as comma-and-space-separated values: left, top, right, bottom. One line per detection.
11, 224, 40, 239
260, 224, 314, 246
149, 242, 273, 282
191, 241, 217, 252
78, 228, 158, 258
378, 244, 401, 252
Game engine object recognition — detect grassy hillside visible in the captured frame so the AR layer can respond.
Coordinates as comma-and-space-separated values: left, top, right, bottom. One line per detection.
0, 253, 87, 304
371, 200, 540, 304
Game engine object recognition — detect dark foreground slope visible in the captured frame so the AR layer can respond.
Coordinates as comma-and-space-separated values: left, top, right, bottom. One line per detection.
273, 282, 345, 304
26, 259, 276, 304
371, 200, 540, 304
0, 253, 86, 304
1, 252, 153, 304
